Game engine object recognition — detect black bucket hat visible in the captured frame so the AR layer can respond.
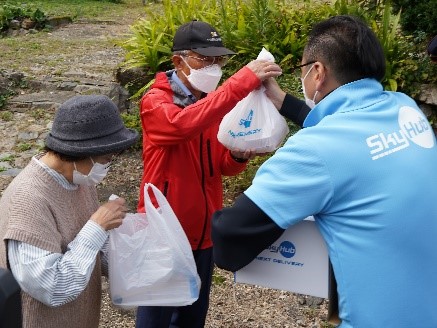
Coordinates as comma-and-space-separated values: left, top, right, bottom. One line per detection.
45, 95, 139, 157
172, 20, 236, 57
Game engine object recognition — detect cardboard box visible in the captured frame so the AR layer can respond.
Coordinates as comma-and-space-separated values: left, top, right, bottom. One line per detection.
234, 217, 339, 324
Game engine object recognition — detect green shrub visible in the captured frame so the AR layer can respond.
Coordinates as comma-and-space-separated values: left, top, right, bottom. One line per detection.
121, 106, 143, 150
392, 0, 437, 36
0, 4, 48, 32
121, 0, 435, 98
32, 8, 47, 26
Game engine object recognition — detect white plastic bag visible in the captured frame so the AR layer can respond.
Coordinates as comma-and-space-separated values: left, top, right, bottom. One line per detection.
108, 183, 201, 309
217, 48, 289, 153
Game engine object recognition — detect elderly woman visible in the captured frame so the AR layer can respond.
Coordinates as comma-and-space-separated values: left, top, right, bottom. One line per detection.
0, 95, 138, 328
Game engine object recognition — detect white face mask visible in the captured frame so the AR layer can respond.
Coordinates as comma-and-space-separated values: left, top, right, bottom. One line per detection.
73, 158, 110, 186
301, 64, 318, 109
181, 57, 223, 93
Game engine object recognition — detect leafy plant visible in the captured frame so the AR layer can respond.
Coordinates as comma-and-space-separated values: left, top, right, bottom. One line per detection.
121, 107, 143, 150
0, 4, 48, 32
0, 95, 9, 109
212, 271, 226, 285
372, 3, 403, 91
32, 8, 47, 27
0, 154, 15, 163
30, 108, 47, 119
0, 110, 13, 121
121, 0, 426, 94
120, 0, 335, 97
16, 142, 32, 152
119, 0, 219, 76
392, 0, 437, 35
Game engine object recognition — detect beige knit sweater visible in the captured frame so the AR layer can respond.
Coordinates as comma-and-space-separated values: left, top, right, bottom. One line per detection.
0, 159, 102, 328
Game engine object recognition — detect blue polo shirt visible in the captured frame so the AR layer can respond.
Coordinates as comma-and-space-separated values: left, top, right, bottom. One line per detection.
245, 78, 437, 327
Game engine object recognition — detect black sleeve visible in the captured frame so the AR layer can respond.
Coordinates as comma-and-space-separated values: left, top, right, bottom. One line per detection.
279, 94, 311, 127
211, 194, 285, 272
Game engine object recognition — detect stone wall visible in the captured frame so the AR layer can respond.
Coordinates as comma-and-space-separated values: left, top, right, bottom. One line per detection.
0, 69, 130, 113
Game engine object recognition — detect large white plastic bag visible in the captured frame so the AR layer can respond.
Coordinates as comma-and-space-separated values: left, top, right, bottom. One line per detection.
108, 183, 201, 309
217, 48, 289, 153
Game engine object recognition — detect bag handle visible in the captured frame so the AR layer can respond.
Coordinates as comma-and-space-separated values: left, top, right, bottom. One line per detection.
143, 183, 168, 210
143, 183, 194, 261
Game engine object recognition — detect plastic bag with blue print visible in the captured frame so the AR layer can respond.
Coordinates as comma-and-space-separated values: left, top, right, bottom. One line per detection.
217, 48, 289, 153
108, 183, 201, 309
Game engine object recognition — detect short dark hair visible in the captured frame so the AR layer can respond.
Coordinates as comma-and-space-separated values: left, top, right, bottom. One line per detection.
304, 15, 386, 84
43, 146, 88, 162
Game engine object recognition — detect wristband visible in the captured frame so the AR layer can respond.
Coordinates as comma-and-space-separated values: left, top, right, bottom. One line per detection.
231, 153, 248, 163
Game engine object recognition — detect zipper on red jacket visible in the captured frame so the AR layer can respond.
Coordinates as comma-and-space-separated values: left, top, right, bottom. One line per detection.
206, 139, 214, 177
197, 133, 209, 250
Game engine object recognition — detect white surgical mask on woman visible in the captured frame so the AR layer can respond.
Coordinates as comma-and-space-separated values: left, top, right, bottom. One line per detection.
181, 57, 223, 93
73, 158, 110, 186
301, 64, 318, 109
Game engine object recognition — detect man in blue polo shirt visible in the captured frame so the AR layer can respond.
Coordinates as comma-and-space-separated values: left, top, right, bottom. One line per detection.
212, 15, 437, 328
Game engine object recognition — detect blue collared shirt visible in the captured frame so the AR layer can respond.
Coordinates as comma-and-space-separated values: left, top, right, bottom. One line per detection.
171, 71, 197, 103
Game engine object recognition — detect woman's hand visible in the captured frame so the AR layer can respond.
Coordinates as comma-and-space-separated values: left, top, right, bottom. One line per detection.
90, 197, 128, 231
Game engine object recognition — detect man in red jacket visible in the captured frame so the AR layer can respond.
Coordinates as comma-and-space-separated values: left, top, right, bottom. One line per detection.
136, 20, 282, 328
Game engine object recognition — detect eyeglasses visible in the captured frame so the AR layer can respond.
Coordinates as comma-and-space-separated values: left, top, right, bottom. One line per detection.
183, 54, 230, 67
291, 61, 317, 78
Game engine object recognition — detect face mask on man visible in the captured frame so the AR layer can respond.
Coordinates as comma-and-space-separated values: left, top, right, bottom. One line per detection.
73, 158, 110, 186
301, 64, 318, 109
181, 57, 223, 93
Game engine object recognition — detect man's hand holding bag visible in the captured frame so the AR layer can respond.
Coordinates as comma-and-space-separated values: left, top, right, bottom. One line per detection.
217, 48, 289, 153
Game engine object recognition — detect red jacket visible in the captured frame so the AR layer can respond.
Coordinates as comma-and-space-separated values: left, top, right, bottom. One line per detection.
138, 67, 261, 250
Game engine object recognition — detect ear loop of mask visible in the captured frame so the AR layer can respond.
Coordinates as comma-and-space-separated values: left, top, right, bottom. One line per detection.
301, 64, 318, 109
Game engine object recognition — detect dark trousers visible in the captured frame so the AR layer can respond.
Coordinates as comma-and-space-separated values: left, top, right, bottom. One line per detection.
135, 247, 214, 328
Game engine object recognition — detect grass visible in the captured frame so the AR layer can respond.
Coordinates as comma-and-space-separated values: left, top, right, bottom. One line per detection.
0, 110, 13, 121
1, 35, 118, 75
15, 142, 32, 152
0, 0, 149, 77
0, 154, 15, 163
0, 0, 146, 22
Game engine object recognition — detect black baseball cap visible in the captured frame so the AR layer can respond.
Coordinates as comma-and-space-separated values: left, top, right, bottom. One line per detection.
172, 20, 236, 57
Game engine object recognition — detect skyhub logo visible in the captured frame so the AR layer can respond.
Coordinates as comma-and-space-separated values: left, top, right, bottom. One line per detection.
260, 240, 303, 267
366, 106, 435, 160
227, 109, 262, 138
268, 241, 296, 258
